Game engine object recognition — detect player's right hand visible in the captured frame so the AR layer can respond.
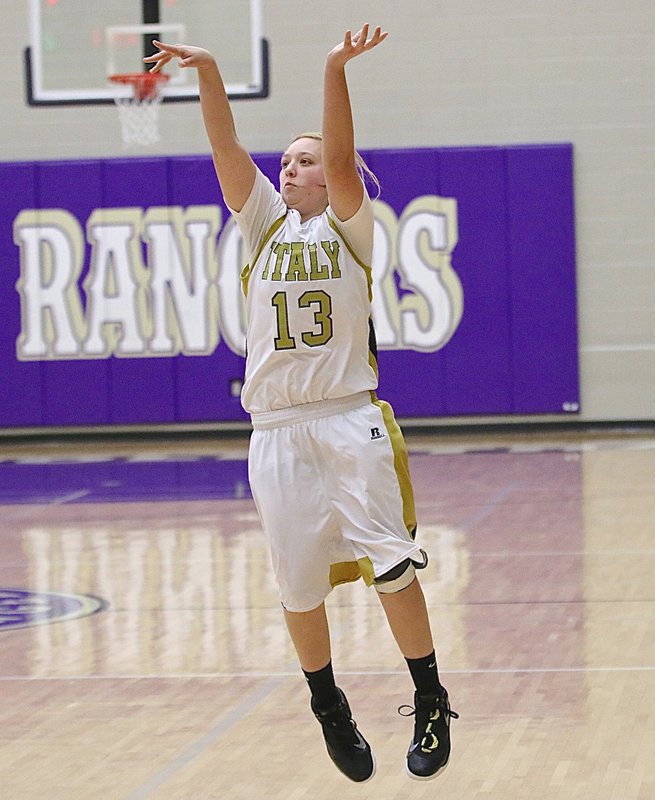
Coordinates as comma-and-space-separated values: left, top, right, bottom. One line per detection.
144, 41, 215, 73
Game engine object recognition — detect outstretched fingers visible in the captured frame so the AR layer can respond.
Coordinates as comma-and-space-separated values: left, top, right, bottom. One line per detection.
143, 40, 177, 73
326, 23, 388, 65
348, 24, 388, 54
143, 40, 209, 72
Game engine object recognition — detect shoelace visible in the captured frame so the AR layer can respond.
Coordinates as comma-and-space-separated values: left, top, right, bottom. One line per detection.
319, 703, 362, 743
398, 696, 460, 722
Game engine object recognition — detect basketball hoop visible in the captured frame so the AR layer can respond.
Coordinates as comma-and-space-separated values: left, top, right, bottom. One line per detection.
109, 72, 170, 147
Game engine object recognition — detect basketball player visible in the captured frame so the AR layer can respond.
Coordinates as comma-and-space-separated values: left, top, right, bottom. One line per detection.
146, 25, 457, 783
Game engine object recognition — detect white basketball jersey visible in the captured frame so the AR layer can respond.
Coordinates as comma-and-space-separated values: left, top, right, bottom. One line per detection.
232, 170, 379, 414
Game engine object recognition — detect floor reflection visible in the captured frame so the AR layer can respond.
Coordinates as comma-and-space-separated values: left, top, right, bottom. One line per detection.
0, 432, 654, 799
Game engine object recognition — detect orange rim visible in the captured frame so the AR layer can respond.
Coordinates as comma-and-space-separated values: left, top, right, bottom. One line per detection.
109, 72, 170, 101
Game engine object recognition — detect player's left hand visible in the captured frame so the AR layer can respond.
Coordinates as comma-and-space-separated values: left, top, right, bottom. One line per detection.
327, 24, 388, 67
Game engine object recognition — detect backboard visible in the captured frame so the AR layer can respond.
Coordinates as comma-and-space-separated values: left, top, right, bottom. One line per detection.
24, 0, 268, 105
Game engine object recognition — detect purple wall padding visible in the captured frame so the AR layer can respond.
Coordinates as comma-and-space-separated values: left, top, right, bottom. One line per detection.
0, 145, 578, 429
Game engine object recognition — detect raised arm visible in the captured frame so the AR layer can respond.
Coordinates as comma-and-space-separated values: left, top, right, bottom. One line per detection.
145, 41, 256, 211
322, 25, 388, 221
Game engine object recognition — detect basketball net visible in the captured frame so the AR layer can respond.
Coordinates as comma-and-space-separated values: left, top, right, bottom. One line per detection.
109, 73, 170, 147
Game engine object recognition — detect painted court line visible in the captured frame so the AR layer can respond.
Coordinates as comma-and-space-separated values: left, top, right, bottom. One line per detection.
121, 674, 287, 800
1, 664, 654, 683
49, 489, 91, 505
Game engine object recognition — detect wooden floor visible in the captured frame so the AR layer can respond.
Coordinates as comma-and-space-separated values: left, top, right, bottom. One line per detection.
1, 426, 654, 799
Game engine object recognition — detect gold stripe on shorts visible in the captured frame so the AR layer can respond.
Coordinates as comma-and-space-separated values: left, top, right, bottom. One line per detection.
373, 399, 417, 539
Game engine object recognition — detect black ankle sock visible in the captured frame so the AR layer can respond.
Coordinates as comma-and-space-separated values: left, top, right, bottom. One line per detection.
405, 651, 441, 697
303, 661, 340, 711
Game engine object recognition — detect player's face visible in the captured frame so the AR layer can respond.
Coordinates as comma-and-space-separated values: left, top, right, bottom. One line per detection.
279, 138, 327, 220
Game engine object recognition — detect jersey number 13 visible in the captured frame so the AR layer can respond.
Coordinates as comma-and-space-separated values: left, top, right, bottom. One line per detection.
271, 290, 333, 350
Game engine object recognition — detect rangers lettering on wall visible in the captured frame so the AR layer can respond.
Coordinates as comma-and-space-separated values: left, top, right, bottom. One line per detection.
13, 196, 462, 361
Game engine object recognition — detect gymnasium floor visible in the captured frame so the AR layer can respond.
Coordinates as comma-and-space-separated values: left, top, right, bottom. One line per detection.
1, 425, 654, 799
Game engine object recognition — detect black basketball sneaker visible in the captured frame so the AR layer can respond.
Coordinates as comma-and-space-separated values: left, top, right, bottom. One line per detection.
311, 687, 375, 782
401, 688, 459, 780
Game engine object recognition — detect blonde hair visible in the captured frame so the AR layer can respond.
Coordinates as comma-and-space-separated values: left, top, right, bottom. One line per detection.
290, 132, 381, 199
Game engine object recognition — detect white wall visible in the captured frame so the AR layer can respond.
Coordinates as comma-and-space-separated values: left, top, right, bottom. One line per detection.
3, 1, 654, 422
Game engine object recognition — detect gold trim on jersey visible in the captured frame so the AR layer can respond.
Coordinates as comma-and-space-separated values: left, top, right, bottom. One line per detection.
326, 214, 373, 301
240, 214, 287, 296
368, 325, 379, 380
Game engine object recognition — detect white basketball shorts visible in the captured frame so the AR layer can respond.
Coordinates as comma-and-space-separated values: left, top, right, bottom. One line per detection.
248, 391, 423, 612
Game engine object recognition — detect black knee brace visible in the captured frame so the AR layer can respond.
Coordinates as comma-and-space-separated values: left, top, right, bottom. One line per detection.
374, 550, 428, 594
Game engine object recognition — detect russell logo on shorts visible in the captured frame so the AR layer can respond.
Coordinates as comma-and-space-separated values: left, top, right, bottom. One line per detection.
370, 426, 386, 441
